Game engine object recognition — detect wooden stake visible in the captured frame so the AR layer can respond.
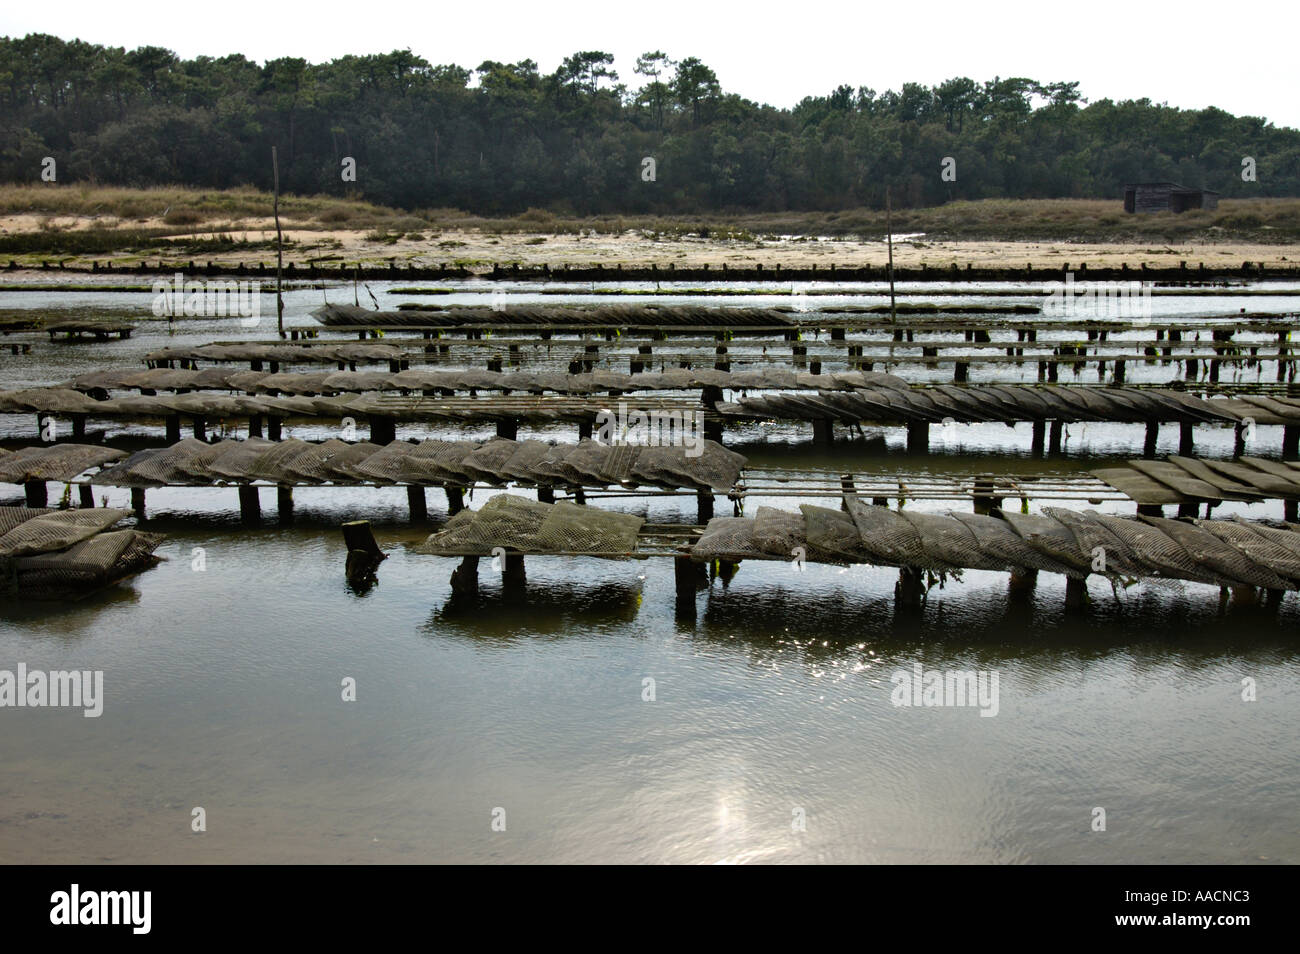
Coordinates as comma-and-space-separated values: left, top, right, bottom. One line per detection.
272, 146, 284, 339
886, 186, 896, 325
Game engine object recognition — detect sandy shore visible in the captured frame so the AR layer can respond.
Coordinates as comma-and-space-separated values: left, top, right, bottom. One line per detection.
3, 213, 1298, 271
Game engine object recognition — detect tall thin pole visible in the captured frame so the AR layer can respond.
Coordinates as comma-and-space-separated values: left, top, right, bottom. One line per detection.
886, 185, 896, 325
272, 146, 284, 338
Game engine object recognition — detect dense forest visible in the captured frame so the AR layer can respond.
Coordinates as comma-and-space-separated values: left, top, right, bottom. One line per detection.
3, 33, 1298, 214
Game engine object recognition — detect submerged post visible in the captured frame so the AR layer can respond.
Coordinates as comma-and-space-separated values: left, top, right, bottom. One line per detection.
502, 553, 526, 592
238, 485, 261, 524
1285, 425, 1300, 461
446, 486, 465, 515
450, 556, 479, 598
1031, 420, 1046, 456
1008, 568, 1038, 601
674, 556, 702, 618
1048, 420, 1063, 454
895, 566, 924, 611
1064, 576, 1088, 612
277, 485, 294, 522
24, 480, 46, 508
1143, 421, 1159, 458
407, 485, 428, 521
906, 421, 929, 453
342, 520, 386, 589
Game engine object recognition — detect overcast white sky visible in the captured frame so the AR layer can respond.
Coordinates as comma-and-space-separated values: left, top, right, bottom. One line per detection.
5, 0, 1298, 128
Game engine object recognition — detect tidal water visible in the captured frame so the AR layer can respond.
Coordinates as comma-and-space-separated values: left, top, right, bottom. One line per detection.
1, 281, 1296, 863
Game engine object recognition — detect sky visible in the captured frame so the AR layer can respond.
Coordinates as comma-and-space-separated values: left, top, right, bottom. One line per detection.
4, 0, 1298, 128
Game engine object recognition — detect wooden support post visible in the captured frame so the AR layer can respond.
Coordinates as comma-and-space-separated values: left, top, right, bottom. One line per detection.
1113, 359, 1126, 384
674, 556, 700, 618
840, 474, 855, 511
446, 486, 465, 515
78, 484, 94, 508
502, 553, 526, 591
340, 522, 384, 590
166, 414, 182, 443
277, 485, 294, 522
70, 414, 86, 439
1230, 585, 1259, 608
342, 519, 386, 573
449, 556, 479, 598
1285, 500, 1298, 523
407, 485, 427, 521
238, 485, 260, 524
496, 418, 518, 440
1064, 576, 1088, 612
249, 414, 264, 438
268, 416, 283, 441
972, 476, 1001, 515
193, 416, 207, 441
1048, 420, 1063, 454
1284, 425, 1299, 461
537, 486, 555, 503
812, 419, 833, 445
24, 480, 46, 508
895, 566, 924, 611
953, 361, 969, 383
1031, 420, 1046, 456
369, 415, 397, 445
1136, 503, 1164, 517
1179, 422, 1194, 456
1233, 423, 1247, 458
1143, 421, 1159, 458
906, 421, 929, 453
131, 487, 146, 519
578, 420, 593, 440
1008, 568, 1038, 600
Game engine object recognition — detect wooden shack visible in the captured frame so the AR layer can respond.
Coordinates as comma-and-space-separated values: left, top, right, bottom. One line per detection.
1123, 182, 1220, 214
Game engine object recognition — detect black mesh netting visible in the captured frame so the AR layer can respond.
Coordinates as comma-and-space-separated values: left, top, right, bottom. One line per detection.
0, 507, 134, 558
414, 494, 643, 556
11, 530, 165, 598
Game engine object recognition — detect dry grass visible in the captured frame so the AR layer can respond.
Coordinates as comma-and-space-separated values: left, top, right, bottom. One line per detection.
1, 185, 1297, 249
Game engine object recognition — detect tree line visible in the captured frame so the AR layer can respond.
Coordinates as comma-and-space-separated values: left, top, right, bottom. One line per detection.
3, 34, 1298, 214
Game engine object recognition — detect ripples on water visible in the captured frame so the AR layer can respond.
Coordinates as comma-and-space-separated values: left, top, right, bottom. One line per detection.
2, 517, 1296, 864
